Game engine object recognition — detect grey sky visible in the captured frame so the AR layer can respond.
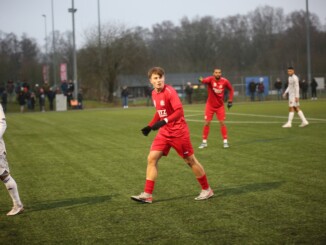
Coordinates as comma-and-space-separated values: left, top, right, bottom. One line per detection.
0, 0, 325, 50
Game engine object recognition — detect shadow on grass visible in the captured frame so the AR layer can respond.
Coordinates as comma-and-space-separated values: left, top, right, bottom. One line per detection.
27, 195, 114, 212
216, 181, 285, 197
155, 181, 284, 203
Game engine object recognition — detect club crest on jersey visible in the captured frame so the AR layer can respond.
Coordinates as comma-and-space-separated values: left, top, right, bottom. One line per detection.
213, 82, 217, 87
160, 100, 165, 106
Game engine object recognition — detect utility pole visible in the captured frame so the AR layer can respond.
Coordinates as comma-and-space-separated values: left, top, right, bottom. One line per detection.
69, 0, 78, 99
42, 14, 48, 81
51, 0, 57, 87
306, 0, 312, 82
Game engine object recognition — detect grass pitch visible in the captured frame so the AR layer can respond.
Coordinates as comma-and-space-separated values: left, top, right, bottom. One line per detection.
0, 100, 325, 244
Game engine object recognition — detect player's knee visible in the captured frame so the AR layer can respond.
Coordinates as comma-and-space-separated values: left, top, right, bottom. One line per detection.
0, 170, 9, 181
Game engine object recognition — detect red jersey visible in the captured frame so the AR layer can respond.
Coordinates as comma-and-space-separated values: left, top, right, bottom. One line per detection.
202, 76, 234, 108
150, 85, 189, 138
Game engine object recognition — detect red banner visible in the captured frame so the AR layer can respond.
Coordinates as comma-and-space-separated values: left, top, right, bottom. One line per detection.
60, 63, 67, 82
42, 65, 49, 82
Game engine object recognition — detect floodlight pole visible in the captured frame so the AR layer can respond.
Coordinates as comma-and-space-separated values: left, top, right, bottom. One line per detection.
51, 0, 57, 87
306, 0, 312, 82
69, 0, 78, 99
42, 14, 48, 81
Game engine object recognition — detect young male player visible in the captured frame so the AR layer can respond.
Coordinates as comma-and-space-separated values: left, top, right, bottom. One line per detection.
131, 67, 214, 203
0, 104, 24, 215
282, 66, 309, 128
198, 68, 234, 149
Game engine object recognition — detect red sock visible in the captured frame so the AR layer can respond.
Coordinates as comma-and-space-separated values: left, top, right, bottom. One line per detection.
220, 125, 227, 140
197, 174, 209, 190
202, 125, 210, 140
144, 179, 155, 194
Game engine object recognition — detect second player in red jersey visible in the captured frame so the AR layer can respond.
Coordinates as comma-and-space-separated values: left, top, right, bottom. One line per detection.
131, 67, 214, 203
198, 68, 234, 149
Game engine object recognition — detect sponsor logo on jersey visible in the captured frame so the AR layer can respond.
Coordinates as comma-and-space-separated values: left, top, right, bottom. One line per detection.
213, 88, 223, 94
158, 109, 167, 117
160, 100, 165, 106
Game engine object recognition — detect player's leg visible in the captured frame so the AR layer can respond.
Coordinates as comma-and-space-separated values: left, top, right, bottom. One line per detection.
0, 167, 24, 216
199, 106, 213, 149
295, 106, 309, 127
131, 134, 168, 204
282, 104, 295, 128
216, 106, 229, 148
184, 155, 214, 200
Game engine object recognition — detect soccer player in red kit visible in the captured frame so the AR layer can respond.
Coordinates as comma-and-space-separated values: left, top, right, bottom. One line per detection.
131, 67, 214, 203
198, 68, 234, 149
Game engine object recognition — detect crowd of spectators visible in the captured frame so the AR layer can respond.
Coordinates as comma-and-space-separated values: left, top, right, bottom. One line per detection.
0, 79, 82, 113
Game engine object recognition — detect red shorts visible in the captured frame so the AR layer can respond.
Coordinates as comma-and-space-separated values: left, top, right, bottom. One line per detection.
205, 104, 226, 121
151, 133, 194, 158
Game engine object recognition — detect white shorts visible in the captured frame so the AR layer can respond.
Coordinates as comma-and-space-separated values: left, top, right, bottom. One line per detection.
0, 153, 9, 175
288, 97, 300, 107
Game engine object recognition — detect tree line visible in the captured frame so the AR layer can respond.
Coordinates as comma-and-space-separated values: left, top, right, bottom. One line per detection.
1, 6, 325, 102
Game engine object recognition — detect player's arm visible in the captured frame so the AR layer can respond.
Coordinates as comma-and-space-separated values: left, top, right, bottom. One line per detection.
294, 77, 300, 101
0, 118, 7, 139
198, 76, 211, 84
226, 80, 234, 109
141, 112, 160, 136
151, 107, 183, 131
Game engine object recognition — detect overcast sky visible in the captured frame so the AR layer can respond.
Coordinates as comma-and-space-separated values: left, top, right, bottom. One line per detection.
1, 0, 325, 50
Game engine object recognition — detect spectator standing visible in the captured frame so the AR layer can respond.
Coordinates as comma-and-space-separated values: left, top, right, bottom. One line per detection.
47, 87, 56, 111
249, 80, 256, 101
67, 80, 75, 107
300, 79, 308, 100
77, 89, 83, 109
39, 88, 46, 112
310, 78, 318, 100
257, 81, 265, 101
184, 82, 194, 104
274, 78, 283, 100
121, 86, 129, 108
17, 88, 26, 113
145, 85, 153, 107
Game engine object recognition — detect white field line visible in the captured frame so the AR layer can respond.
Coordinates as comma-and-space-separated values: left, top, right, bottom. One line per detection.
184, 111, 326, 122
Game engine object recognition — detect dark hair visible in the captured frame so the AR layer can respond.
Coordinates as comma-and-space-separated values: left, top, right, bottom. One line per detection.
287, 66, 294, 70
148, 67, 165, 78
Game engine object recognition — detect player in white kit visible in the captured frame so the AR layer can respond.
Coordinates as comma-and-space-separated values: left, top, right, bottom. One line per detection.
282, 66, 309, 128
0, 104, 24, 215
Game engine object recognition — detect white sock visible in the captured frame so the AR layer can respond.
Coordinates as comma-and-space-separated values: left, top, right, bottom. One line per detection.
223, 139, 228, 143
298, 110, 308, 124
3, 175, 22, 207
288, 112, 294, 124
203, 140, 207, 144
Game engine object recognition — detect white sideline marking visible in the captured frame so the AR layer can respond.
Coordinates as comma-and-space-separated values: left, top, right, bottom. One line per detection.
185, 111, 326, 122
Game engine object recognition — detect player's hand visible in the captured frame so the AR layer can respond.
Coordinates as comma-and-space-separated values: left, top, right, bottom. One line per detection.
141, 126, 152, 136
198, 76, 203, 83
151, 120, 167, 130
227, 101, 233, 110
282, 93, 286, 99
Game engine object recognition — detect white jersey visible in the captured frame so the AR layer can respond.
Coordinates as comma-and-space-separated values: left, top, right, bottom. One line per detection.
0, 104, 7, 154
284, 74, 300, 107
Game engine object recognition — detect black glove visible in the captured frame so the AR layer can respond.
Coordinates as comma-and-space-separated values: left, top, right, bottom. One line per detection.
141, 126, 152, 136
152, 120, 167, 131
227, 101, 233, 110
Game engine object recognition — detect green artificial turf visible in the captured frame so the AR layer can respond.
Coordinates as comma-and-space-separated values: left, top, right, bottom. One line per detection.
0, 100, 325, 244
